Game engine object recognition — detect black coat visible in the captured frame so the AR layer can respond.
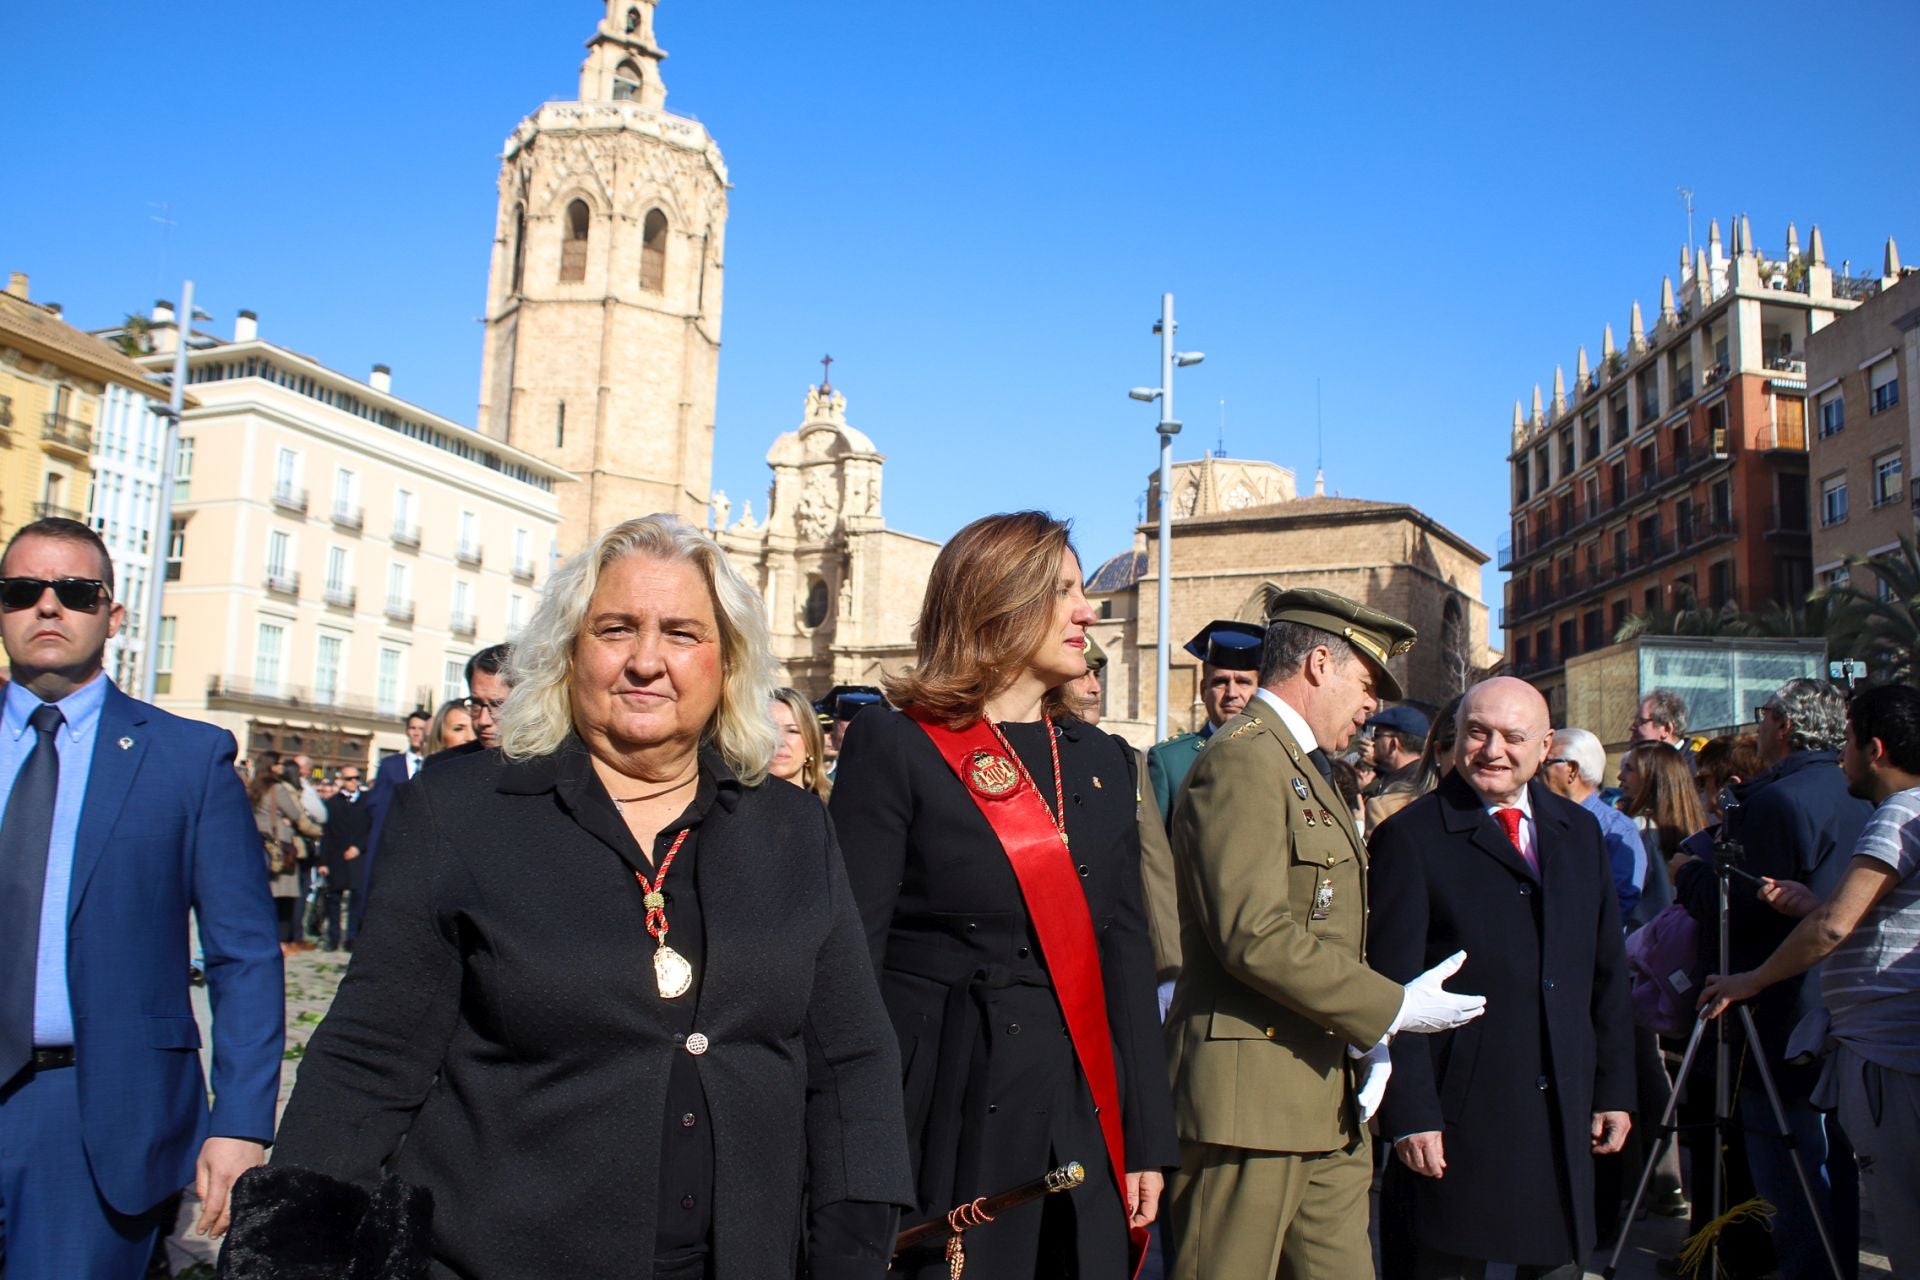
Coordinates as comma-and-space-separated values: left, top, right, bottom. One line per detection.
830, 708, 1178, 1278
269, 743, 913, 1278
319, 791, 372, 887
1368, 772, 1635, 1267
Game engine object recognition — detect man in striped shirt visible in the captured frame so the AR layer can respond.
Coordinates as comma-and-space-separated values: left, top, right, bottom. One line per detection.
1703, 682, 1920, 1278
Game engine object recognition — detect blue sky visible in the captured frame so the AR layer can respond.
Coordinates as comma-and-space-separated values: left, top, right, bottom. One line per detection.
4, 1, 1914, 601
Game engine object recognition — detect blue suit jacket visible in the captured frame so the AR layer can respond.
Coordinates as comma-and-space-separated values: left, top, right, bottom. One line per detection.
364, 750, 413, 865
68, 682, 283, 1213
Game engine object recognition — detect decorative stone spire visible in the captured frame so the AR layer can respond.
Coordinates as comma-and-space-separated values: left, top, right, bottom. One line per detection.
1786, 221, 1801, 260
1708, 218, 1723, 261
1659, 275, 1676, 324
1551, 365, 1567, 417
1887, 236, 1903, 278
1740, 213, 1755, 257
1629, 300, 1646, 352
1695, 249, 1711, 305
1680, 244, 1691, 280
1602, 323, 1617, 362
1512, 400, 1525, 449
1576, 345, 1590, 389
1314, 466, 1326, 497
1809, 224, 1827, 267
1531, 384, 1544, 426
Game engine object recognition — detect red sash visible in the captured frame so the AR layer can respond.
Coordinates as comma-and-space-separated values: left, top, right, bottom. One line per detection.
906, 708, 1147, 1274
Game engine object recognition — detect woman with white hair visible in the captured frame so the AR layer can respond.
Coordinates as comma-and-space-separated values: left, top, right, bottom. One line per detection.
227, 515, 913, 1280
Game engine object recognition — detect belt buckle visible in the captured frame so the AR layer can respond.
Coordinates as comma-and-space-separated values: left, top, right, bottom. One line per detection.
31, 1046, 75, 1070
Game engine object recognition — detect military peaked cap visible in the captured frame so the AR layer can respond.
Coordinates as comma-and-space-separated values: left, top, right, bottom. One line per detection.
1083, 636, 1108, 673
1259, 585, 1417, 701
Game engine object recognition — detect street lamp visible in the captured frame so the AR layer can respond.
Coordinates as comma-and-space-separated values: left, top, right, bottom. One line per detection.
1130, 292, 1204, 741
140, 281, 208, 701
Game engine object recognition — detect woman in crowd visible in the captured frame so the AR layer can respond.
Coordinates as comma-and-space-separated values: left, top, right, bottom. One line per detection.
769, 685, 831, 801
248, 762, 320, 953
425, 698, 476, 753
235, 515, 912, 1279
830, 511, 1177, 1279
1622, 741, 1706, 890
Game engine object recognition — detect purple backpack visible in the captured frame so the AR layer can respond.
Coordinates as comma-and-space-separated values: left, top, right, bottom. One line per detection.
1625, 904, 1701, 1037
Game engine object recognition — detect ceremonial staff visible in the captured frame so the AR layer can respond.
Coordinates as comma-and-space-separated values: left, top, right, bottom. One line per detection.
893, 1161, 1085, 1277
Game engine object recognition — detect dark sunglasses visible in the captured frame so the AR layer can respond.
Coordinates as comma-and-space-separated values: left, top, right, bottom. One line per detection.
0, 577, 110, 612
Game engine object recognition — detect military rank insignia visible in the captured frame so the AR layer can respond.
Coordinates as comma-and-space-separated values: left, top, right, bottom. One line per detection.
1310, 879, 1335, 920
1292, 777, 1310, 801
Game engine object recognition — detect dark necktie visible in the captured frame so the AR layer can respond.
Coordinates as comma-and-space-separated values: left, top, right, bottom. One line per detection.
0, 703, 66, 1080
1307, 748, 1334, 782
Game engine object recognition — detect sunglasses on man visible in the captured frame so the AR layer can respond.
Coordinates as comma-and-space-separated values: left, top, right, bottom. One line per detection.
0, 577, 111, 612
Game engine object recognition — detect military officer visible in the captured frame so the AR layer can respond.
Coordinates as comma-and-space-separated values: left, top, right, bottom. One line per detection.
1164, 587, 1485, 1278
1146, 620, 1263, 829
1067, 636, 1108, 721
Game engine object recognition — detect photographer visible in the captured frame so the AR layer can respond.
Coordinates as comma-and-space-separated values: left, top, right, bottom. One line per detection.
1673, 679, 1867, 1280
1702, 683, 1920, 1278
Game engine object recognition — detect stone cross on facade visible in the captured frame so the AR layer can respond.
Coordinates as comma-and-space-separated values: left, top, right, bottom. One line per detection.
820, 353, 834, 392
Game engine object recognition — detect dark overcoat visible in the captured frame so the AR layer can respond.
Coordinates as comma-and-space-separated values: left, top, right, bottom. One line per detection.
268, 744, 913, 1278
1368, 772, 1635, 1267
318, 790, 372, 888
830, 708, 1179, 1278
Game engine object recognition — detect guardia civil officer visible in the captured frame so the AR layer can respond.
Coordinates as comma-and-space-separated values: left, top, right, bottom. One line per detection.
1164, 587, 1485, 1278
1146, 620, 1262, 829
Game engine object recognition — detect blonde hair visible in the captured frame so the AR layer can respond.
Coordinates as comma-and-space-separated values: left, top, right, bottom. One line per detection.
771, 687, 832, 801
499, 514, 780, 783
884, 511, 1079, 727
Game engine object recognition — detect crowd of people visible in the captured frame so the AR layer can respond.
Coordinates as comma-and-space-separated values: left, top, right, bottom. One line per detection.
1, 509, 1917, 1279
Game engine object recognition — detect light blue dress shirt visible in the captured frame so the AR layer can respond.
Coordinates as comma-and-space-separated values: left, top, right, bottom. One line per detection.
0, 673, 108, 1047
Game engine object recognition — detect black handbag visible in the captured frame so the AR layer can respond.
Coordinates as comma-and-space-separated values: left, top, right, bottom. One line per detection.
216, 1165, 433, 1279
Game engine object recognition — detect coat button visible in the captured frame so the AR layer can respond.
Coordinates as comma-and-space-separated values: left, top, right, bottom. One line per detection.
1543, 978, 1556, 991
1519, 885, 1531, 895
1077, 864, 1091, 877
987, 1103, 998, 1114
681, 1112, 696, 1128
686, 1032, 709, 1055
681, 1194, 697, 1210
1265, 1026, 1277, 1039
966, 921, 978, 932
1017, 945, 1030, 958
1006, 1023, 1022, 1036
1536, 1076, 1549, 1091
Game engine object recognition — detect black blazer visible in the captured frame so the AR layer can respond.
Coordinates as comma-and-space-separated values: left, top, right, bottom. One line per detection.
269, 743, 913, 1278
319, 792, 372, 885
830, 708, 1177, 1277
1368, 772, 1635, 1267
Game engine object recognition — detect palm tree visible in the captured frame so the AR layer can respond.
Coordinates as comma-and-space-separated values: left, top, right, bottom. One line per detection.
1818, 537, 1920, 685
1614, 588, 1828, 644
112, 313, 152, 357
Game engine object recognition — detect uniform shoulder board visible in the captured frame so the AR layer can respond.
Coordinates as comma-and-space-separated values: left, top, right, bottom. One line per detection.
1227, 716, 1264, 740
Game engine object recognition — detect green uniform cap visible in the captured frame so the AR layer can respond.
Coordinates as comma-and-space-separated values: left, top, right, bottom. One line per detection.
1083, 636, 1108, 673
1258, 584, 1417, 701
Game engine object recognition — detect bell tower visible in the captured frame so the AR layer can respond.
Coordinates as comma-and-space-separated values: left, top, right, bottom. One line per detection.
476, 0, 728, 550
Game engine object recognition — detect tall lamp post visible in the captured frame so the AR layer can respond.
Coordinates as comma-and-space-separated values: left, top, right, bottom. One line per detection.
1129, 292, 1204, 741
141, 280, 199, 702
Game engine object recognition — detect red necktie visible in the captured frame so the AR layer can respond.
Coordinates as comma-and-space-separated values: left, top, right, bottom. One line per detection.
1496, 807, 1537, 873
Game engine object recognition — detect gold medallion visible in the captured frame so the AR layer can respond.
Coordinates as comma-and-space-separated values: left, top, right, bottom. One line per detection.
654, 943, 693, 999
965, 749, 1019, 798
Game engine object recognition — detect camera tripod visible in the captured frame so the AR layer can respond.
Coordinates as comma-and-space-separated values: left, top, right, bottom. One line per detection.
1602, 824, 1845, 1280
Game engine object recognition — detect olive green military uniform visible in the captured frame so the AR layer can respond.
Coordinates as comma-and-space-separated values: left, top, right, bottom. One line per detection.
1165, 589, 1416, 1279
1146, 730, 1207, 831
1135, 756, 1182, 987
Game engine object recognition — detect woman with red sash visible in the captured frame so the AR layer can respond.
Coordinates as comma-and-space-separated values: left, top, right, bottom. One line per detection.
830, 511, 1177, 1277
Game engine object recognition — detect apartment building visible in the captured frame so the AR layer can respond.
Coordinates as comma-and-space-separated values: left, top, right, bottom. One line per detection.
126, 306, 569, 771
1502, 217, 1876, 719
1807, 249, 1917, 585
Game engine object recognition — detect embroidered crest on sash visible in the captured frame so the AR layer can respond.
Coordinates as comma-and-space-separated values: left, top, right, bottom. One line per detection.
965, 749, 1020, 798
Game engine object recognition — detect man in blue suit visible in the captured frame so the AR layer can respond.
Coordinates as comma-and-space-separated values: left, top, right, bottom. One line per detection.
358, 706, 428, 926
0, 517, 282, 1276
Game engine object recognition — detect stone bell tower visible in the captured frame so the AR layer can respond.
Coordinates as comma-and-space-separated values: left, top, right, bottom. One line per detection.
476, 0, 728, 550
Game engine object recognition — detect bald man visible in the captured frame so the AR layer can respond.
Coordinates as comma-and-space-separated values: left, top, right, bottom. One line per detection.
1368, 678, 1635, 1279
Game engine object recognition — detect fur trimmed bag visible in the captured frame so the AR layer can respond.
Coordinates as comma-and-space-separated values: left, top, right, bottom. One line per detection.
215, 1165, 434, 1280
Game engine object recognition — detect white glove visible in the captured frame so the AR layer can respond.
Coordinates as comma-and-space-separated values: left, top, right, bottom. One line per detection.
1351, 1041, 1392, 1124
1394, 950, 1486, 1035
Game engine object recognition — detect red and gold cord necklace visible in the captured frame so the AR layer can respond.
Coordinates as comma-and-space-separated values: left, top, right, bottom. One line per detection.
634, 828, 693, 998
988, 716, 1069, 848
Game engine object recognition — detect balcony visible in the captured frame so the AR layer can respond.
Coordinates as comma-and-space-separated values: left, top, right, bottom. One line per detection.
0, 394, 12, 437
33, 501, 82, 521
392, 522, 421, 550
271, 484, 309, 514
41, 413, 92, 456
512, 560, 536, 584
205, 674, 379, 719
323, 584, 357, 609
331, 502, 364, 531
450, 612, 478, 638
455, 543, 483, 568
1506, 445, 1734, 570
264, 570, 300, 597
384, 597, 415, 624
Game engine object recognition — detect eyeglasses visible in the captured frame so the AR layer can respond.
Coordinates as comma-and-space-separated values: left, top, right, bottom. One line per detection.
1629, 715, 1657, 728
1754, 704, 1779, 723
339, 774, 361, 783
0, 577, 109, 612
1544, 757, 1574, 767
462, 696, 506, 718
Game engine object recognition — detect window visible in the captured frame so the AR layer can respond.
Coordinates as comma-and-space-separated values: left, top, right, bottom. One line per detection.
509, 204, 527, 294
1820, 393, 1845, 437
1610, 459, 1627, 504
315, 634, 343, 705
166, 517, 186, 581
1710, 478, 1732, 527
1559, 429, 1574, 476
173, 437, 195, 503
513, 527, 531, 575
1583, 412, 1600, 462
1709, 560, 1734, 608
443, 658, 466, 705
1513, 459, 1530, 503
640, 209, 668, 293
274, 447, 300, 502
508, 593, 525, 636
1870, 360, 1900, 415
387, 561, 410, 607
560, 199, 590, 283
1873, 452, 1903, 506
266, 530, 291, 584
1821, 565, 1851, 589
255, 621, 286, 695
1821, 475, 1849, 527
613, 58, 642, 100
394, 487, 418, 543
1533, 447, 1549, 491
155, 617, 176, 695
333, 467, 359, 523
1609, 389, 1629, 445
555, 400, 565, 449
1610, 599, 1627, 636
452, 579, 474, 634
377, 647, 405, 716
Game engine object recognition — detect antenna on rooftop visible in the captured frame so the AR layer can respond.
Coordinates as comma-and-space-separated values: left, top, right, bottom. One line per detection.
1677, 186, 1696, 263
1217, 399, 1226, 455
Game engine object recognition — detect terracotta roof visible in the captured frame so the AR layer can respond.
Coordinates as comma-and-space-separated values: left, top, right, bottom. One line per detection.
0, 292, 175, 397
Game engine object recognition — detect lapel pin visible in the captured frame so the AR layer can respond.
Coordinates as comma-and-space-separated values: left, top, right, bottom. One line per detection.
1292, 777, 1310, 801
118, 737, 134, 750
1091, 776, 1102, 789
